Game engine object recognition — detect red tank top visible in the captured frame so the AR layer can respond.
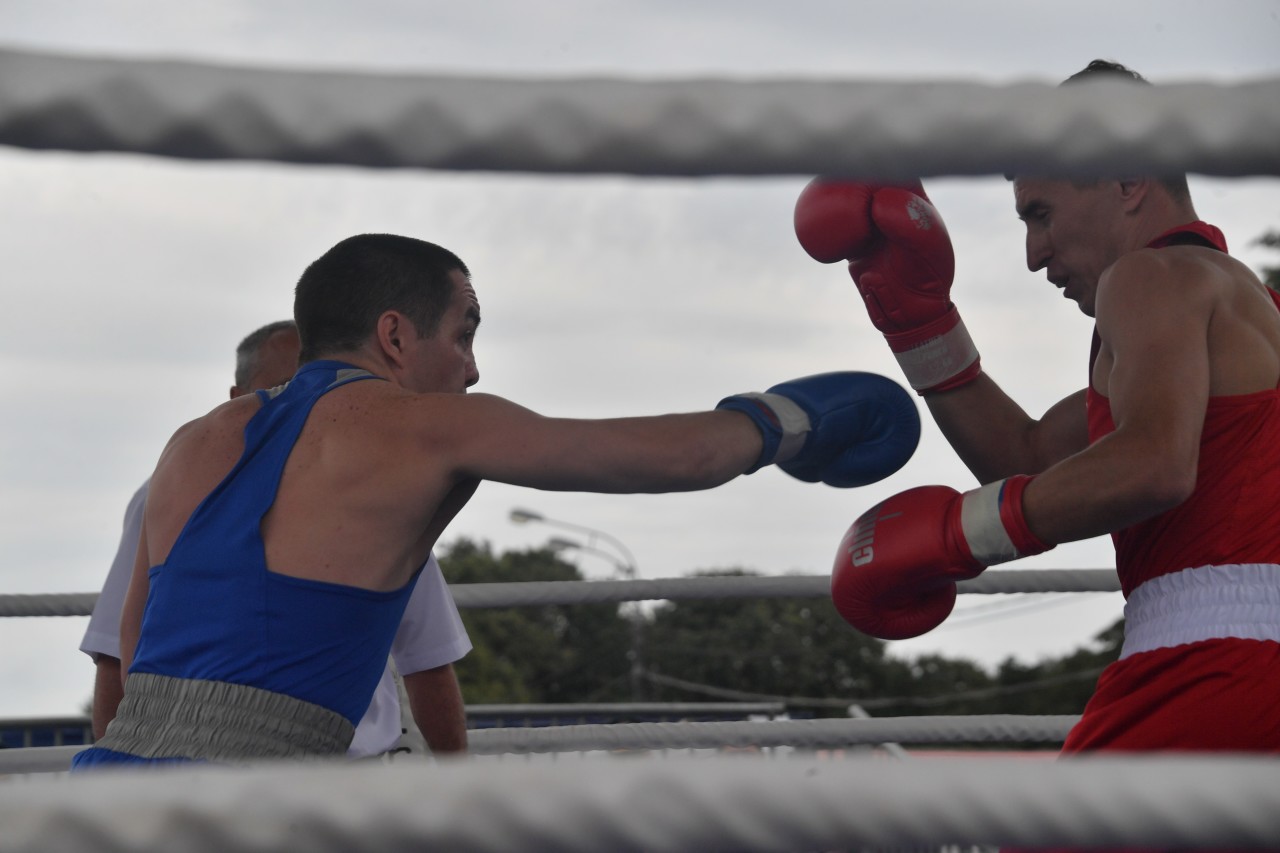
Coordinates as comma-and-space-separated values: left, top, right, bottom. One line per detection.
1085, 222, 1280, 596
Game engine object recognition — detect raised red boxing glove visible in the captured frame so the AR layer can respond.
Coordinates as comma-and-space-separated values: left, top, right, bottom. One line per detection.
794, 181, 875, 264
794, 179, 932, 265
794, 178, 981, 395
831, 476, 1051, 640
851, 187, 954, 333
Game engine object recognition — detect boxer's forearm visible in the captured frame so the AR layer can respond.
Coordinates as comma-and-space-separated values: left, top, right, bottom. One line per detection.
91, 656, 124, 740
925, 377, 1089, 484
1022, 429, 1195, 546
404, 664, 468, 755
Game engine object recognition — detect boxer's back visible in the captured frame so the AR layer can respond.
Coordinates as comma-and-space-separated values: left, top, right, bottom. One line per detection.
147, 376, 468, 597
145, 396, 260, 580
264, 378, 473, 593
1200, 248, 1280, 395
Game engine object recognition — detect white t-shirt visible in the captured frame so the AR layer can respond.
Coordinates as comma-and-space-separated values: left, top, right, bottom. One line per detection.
80, 480, 472, 758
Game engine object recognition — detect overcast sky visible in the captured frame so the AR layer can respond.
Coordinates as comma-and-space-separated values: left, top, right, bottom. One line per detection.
2, 0, 1279, 717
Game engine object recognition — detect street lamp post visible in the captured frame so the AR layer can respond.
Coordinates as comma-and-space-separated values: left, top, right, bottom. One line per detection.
509, 508, 638, 579
545, 536, 632, 577
510, 507, 644, 699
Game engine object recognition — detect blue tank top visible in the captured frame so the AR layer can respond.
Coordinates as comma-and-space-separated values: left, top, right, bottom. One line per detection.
129, 361, 421, 725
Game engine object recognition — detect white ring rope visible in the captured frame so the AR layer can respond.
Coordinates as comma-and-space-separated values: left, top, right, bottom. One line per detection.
0, 746, 81, 775
3, 754, 1278, 851
0, 569, 1120, 618
0, 592, 98, 618
465, 713, 1079, 754
2, 47, 1278, 178
0, 715, 1079, 775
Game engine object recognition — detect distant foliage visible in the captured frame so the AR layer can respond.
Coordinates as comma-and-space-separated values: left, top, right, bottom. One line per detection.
439, 538, 633, 703
642, 568, 902, 713
1255, 229, 1280, 290
438, 544, 1123, 720
644, 569, 1121, 720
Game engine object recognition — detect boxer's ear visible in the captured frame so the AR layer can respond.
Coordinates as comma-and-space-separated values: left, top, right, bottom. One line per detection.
1117, 178, 1150, 212
375, 310, 412, 367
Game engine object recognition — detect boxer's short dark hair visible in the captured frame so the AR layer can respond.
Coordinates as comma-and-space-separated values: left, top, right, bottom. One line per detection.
294, 234, 470, 362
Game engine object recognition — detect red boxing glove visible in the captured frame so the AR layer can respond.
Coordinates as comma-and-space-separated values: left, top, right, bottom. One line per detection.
831, 476, 1051, 640
794, 179, 981, 395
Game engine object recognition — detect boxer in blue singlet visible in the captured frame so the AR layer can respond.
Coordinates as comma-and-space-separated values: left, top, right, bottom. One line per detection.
74, 364, 416, 765
73, 233, 921, 767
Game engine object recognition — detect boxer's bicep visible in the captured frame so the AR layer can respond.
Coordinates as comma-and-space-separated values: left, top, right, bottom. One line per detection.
1098, 258, 1212, 495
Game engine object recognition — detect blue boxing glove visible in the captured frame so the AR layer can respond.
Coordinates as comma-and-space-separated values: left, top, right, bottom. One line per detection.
716, 372, 920, 487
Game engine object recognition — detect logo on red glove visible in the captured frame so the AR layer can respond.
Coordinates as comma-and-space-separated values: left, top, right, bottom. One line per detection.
845, 504, 902, 567
905, 195, 939, 232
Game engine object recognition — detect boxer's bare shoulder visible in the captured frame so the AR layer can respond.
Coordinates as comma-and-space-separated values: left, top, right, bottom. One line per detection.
145, 396, 260, 567
1094, 245, 1280, 399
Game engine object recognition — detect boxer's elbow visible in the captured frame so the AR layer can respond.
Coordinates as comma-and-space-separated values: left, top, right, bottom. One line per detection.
1128, 456, 1197, 517
1106, 425, 1199, 519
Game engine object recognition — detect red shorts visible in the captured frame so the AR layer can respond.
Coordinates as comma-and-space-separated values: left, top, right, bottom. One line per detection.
1063, 637, 1280, 753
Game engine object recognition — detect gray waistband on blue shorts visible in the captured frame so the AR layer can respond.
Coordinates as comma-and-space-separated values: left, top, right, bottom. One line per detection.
94, 672, 355, 762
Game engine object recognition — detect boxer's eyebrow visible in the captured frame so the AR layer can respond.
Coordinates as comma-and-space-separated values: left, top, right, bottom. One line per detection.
1016, 201, 1048, 222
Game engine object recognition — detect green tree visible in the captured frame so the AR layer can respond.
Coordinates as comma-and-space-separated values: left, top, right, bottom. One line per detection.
989, 617, 1122, 715
642, 568, 905, 716
843, 615, 1123, 719
643, 569, 1126, 724
1255, 229, 1280, 290
439, 538, 633, 703
869, 653, 997, 716
439, 545, 1125, 724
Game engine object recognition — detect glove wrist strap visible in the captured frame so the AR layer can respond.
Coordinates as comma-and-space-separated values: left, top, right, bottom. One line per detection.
714, 392, 811, 472
883, 307, 981, 394
958, 475, 1052, 566
750, 392, 811, 464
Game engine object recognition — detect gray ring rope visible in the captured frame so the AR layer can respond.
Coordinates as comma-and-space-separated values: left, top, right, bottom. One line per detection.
0, 714, 1079, 774
2, 753, 1277, 850
466, 713, 1079, 754
2, 47, 1277, 178
0, 569, 1120, 618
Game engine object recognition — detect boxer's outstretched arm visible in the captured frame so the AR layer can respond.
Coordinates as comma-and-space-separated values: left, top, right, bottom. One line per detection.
446, 399, 764, 492
438, 371, 917, 494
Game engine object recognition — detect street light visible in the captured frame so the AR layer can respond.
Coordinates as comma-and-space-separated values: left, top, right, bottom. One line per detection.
544, 536, 632, 578
508, 507, 637, 578
510, 507, 644, 699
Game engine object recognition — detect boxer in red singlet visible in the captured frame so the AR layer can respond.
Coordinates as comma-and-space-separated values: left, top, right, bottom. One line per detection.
796, 59, 1280, 753
1063, 220, 1280, 752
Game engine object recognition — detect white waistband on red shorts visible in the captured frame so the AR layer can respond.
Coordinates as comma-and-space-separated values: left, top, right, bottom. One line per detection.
1121, 563, 1280, 660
